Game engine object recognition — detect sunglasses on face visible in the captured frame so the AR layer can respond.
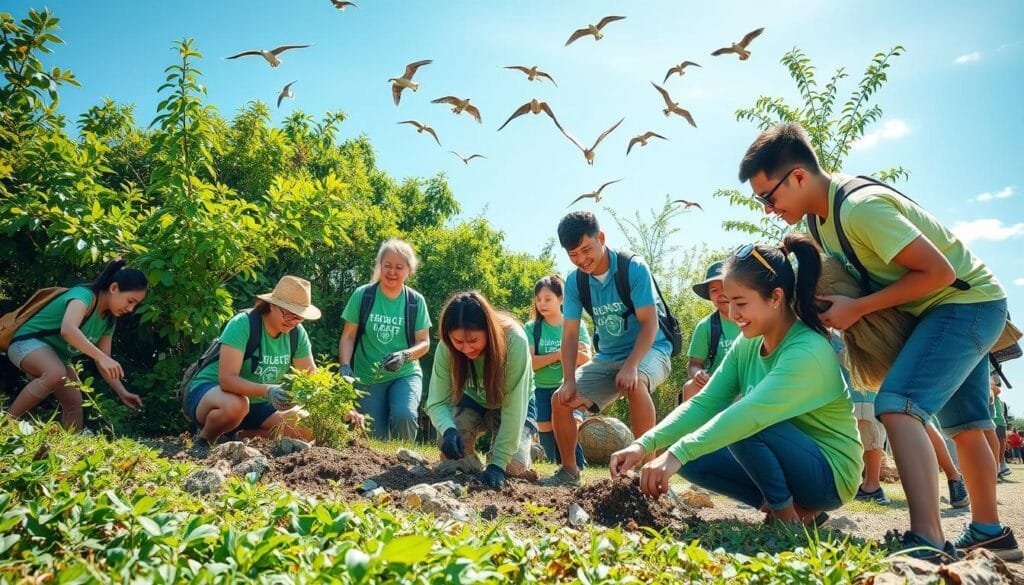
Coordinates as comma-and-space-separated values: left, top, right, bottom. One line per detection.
753, 168, 797, 208
733, 243, 777, 276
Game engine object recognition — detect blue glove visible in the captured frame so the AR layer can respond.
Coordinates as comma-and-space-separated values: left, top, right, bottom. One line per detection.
340, 364, 355, 382
478, 464, 506, 490
441, 428, 465, 460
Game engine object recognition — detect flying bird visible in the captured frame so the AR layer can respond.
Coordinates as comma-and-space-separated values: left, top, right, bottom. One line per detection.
663, 61, 701, 83
449, 151, 486, 165
671, 198, 703, 211
398, 120, 440, 145
497, 99, 565, 132
431, 96, 482, 123
560, 117, 624, 165
504, 65, 557, 86
226, 45, 311, 68
389, 59, 433, 106
568, 179, 624, 207
651, 82, 696, 128
711, 28, 765, 60
277, 81, 297, 108
565, 16, 626, 46
331, 0, 358, 10
626, 131, 667, 155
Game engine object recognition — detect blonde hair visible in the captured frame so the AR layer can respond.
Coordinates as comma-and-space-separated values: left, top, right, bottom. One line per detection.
371, 239, 419, 284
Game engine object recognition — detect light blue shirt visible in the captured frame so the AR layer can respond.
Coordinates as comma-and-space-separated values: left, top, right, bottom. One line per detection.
564, 249, 671, 361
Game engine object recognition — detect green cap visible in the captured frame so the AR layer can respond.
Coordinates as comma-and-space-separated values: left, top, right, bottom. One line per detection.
692, 260, 725, 300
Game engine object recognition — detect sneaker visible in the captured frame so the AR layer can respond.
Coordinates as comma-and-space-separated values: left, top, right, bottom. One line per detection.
954, 525, 1023, 562
190, 436, 212, 459
948, 478, 970, 508
998, 464, 1011, 478
892, 530, 960, 564
855, 486, 891, 506
540, 467, 582, 487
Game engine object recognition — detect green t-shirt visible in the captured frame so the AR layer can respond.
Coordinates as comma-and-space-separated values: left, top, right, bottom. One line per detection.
637, 320, 864, 503
14, 286, 115, 363
687, 311, 741, 375
523, 319, 591, 389
993, 395, 1006, 426
425, 325, 533, 471
814, 174, 1005, 316
342, 284, 431, 384
189, 311, 313, 402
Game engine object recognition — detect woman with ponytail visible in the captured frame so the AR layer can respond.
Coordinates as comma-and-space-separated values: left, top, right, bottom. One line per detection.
6, 259, 147, 429
610, 234, 863, 525
425, 291, 535, 490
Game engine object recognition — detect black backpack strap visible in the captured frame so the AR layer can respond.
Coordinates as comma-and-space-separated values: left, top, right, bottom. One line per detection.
351, 283, 379, 367
707, 312, 723, 369
532, 320, 543, 355
244, 309, 263, 373
575, 269, 596, 351
614, 250, 635, 329
404, 286, 418, 348
289, 327, 299, 357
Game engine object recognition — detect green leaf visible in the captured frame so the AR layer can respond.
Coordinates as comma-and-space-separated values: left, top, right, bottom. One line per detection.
377, 534, 433, 565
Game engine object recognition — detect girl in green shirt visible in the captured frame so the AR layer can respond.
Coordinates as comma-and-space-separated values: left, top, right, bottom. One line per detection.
611, 234, 863, 525
7, 259, 147, 429
425, 291, 534, 490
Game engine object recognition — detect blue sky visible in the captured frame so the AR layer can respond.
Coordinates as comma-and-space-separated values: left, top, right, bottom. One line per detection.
10, 0, 1024, 414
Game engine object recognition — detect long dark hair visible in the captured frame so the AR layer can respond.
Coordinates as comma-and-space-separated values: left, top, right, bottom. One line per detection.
723, 233, 827, 337
532, 275, 565, 323
88, 258, 148, 295
439, 291, 518, 408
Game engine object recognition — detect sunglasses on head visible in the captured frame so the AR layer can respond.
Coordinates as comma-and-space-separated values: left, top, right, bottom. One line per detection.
733, 243, 777, 276
753, 168, 797, 208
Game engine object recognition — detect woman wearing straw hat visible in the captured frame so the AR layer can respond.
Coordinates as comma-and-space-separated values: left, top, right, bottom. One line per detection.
186, 276, 356, 456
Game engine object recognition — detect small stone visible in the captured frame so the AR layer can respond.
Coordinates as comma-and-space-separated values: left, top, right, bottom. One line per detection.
210, 441, 261, 465
431, 480, 465, 498
361, 479, 380, 493
396, 448, 430, 466
433, 456, 483, 476
366, 486, 386, 499
271, 438, 311, 457
409, 464, 430, 476
183, 468, 225, 495
481, 505, 499, 521
530, 443, 547, 463
568, 502, 589, 526
402, 483, 471, 522
232, 456, 270, 481
678, 489, 714, 509
825, 515, 859, 531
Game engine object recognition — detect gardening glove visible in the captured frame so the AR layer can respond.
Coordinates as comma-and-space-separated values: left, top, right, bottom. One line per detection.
267, 385, 294, 411
441, 427, 465, 460
478, 464, 506, 490
381, 350, 409, 372
339, 364, 356, 384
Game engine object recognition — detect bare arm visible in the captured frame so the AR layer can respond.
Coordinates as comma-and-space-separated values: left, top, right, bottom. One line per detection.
687, 357, 707, 380
854, 236, 956, 314
531, 345, 562, 371
407, 328, 431, 360
96, 336, 142, 408
338, 322, 358, 366
559, 319, 582, 384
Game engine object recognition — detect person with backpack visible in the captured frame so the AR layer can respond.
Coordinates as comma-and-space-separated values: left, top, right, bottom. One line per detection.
541, 211, 676, 487
611, 235, 863, 527
525, 275, 591, 468
338, 239, 431, 441
737, 123, 1018, 562
425, 291, 535, 490
989, 374, 1011, 480
184, 276, 340, 456
679, 260, 741, 403
3, 259, 146, 429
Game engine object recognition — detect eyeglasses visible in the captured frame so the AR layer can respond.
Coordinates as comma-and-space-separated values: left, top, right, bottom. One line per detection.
753, 168, 797, 208
733, 243, 777, 276
276, 305, 303, 324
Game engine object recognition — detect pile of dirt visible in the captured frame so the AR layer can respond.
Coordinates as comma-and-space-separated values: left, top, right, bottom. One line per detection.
575, 477, 685, 531
265, 444, 393, 497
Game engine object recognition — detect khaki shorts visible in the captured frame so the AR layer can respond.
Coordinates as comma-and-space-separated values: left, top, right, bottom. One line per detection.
854, 402, 887, 451
574, 350, 672, 413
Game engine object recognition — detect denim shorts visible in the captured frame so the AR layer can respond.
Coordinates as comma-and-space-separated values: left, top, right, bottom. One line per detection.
876, 299, 1007, 436
6, 338, 54, 371
533, 387, 585, 425
575, 350, 672, 413
186, 382, 277, 431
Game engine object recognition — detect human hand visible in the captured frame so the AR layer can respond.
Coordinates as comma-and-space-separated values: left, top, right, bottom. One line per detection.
477, 464, 506, 490
554, 382, 582, 408
694, 370, 710, 388
615, 365, 640, 395
267, 385, 294, 410
118, 391, 143, 410
381, 351, 409, 372
817, 294, 864, 331
639, 452, 683, 498
441, 427, 465, 460
344, 409, 365, 429
609, 443, 646, 479
97, 356, 124, 381
339, 364, 356, 383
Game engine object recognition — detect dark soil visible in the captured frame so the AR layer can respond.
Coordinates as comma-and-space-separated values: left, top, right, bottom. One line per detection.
576, 477, 684, 531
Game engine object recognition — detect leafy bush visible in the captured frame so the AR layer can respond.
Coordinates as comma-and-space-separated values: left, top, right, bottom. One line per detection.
285, 365, 362, 448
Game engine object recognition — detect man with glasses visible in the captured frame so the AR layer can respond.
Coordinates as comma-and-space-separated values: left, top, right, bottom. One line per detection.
736, 123, 1017, 562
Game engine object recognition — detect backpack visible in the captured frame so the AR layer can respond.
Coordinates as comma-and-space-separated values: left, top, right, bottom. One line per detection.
351, 283, 418, 368
1, 287, 99, 352
177, 309, 299, 421
576, 249, 683, 357
806, 175, 1020, 377
705, 311, 723, 371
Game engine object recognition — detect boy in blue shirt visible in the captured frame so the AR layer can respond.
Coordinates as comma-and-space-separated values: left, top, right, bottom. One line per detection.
541, 212, 672, 486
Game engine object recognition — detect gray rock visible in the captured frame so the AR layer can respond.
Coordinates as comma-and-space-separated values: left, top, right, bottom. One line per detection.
232, 456, 271, 481
402, 483, 471, 522
271, 438, 311, 457
366, 487, 386, 499
361, 479, 380, 493
409, 464, 430, 476
568, 503, 590, 526
210, 441, 261, 465
431, 480, 465, 498
183, 468, 225, 495
396, 448, 430, 466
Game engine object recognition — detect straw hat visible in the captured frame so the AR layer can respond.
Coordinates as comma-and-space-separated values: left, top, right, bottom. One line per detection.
257, 276, 322, 320
691, 261, 725, 300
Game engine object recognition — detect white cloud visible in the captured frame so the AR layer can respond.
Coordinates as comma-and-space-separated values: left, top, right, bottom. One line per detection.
952, 219, 1024, 243
973, 186, 1015, 202
1014, 278, 1024, 287
954, 51, 982, 64
852, 119, 910, 151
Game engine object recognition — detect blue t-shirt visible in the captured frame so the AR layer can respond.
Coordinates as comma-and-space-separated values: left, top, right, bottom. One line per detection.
563, 249, 671, 361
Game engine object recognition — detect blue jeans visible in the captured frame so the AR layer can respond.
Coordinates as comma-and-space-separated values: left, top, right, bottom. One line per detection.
534, 387, 586, 469
876, 299, 1006, 436
357, 374, 422, 441
679, 421, 843, 512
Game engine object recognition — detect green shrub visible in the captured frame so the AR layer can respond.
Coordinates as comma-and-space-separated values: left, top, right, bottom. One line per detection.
285, 365, 361, 448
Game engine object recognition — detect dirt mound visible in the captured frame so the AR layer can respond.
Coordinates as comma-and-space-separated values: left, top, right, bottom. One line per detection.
575, 477, 684, 531
266, 444, 393, 497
